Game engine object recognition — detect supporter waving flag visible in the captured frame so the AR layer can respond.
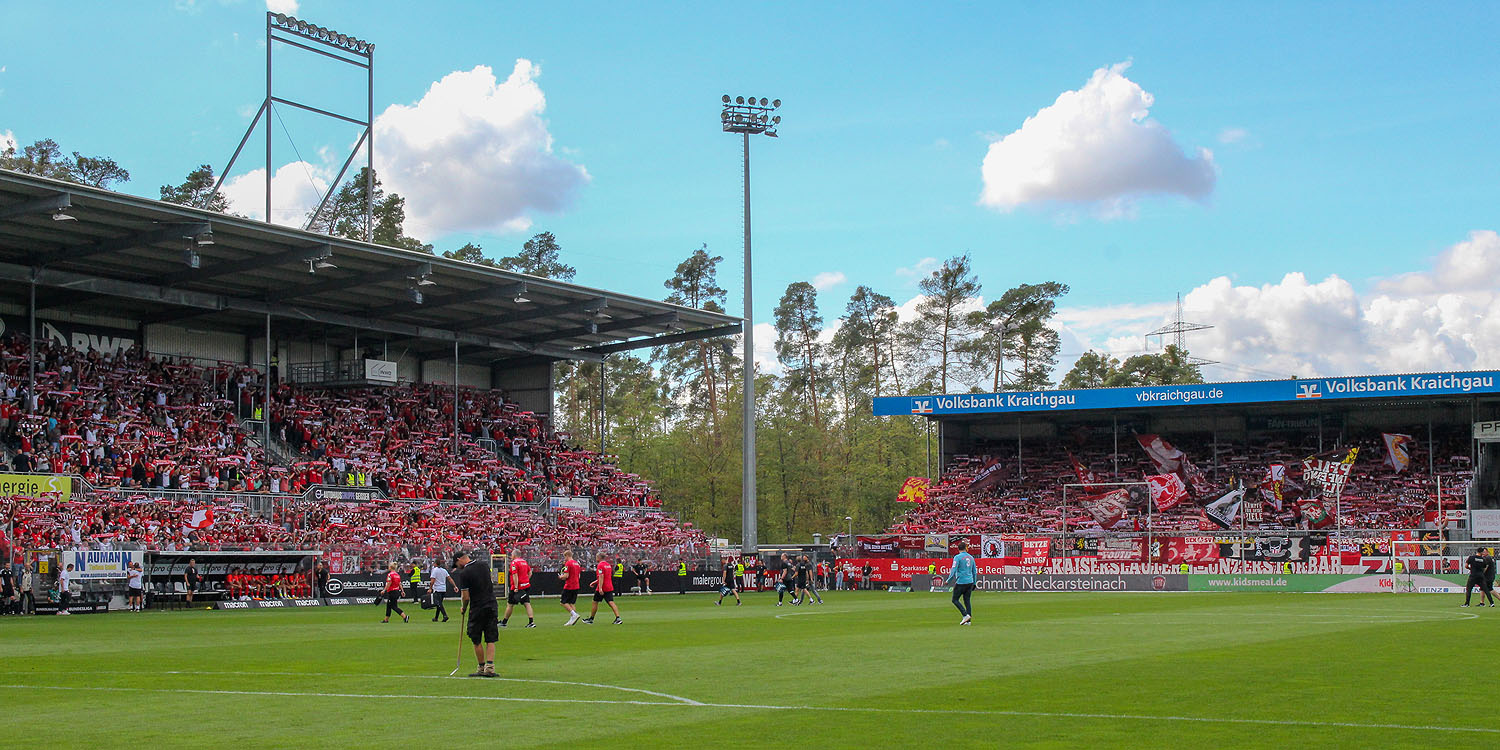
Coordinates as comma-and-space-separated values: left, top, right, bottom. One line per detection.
1136, 433, 1211, 496
186, 508, 214, 530
896, 477, 930, 503
1135, 434, 1184, 473
1078, 488, 1131, 528
1066, 451, 1101, 492
1146, 473, 1188, 511
1382, 433, 1414, 473
1203, 482, 1247, 529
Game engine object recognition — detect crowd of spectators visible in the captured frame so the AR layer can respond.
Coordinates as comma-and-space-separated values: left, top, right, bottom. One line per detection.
885, 430, 1471, 536
0, 334, 694, 560
0, 492, 707, 563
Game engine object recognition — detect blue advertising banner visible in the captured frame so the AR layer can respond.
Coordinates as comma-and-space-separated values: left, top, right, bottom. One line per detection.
872, 371, 1500, 417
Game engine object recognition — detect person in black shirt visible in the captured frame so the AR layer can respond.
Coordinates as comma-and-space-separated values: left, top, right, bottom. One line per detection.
775, 554, 796, 607
1462, 551, 1491, 607
183, 559, 200, 607
452, 551, 499, 677
632, 559, 651, 595
860, 563, 874, 590
715, 559, 741, 606
798, 555, 823, 604
312, 561, 329, 598
1479, 549, 1497, 607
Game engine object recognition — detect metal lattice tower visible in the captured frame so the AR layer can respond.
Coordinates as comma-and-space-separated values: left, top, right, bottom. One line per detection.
1145, 293, 1217, 366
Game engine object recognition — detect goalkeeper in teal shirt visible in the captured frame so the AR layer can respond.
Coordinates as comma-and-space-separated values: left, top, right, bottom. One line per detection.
949, 539, 977, 625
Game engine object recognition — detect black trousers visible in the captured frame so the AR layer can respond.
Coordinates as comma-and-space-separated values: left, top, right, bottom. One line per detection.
385, 591, 404, 617
952, 583, 975, 616
432, 591, 447, 618
1465, 577, 1485, 604
678, 575, 686, 594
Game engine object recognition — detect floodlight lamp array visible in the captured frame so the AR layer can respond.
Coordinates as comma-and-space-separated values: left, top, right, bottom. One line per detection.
720, 94, 782, 136
269, 13, 373, 55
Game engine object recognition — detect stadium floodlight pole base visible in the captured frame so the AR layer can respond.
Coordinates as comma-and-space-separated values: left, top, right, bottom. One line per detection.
449, 610, 468, 676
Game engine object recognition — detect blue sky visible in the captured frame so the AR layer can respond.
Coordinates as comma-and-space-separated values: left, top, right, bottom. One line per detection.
3, 1, 1499, 381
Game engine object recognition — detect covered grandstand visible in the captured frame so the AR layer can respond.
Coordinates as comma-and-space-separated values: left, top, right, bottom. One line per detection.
870, 372, 1500, 554
0, 168, 741, 597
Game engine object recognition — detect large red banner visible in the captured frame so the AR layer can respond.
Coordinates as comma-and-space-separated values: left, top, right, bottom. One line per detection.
1157, 536, 1220, 565
1021, 539, 1052, 566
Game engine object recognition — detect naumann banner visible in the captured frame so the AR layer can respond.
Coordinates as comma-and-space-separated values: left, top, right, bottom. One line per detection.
874, 370, 1500, 417
67, 549, 145, 581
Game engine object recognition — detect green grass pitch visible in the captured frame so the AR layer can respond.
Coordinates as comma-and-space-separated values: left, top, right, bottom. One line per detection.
0, 591, 1494, 748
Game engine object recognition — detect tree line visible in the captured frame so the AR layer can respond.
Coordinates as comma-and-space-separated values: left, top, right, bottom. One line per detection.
4, 145, 1204, 543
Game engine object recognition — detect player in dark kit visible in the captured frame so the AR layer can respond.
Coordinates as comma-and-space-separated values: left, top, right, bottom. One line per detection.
183, 558, 201, 606
798, 555, 823, 604
632, 558, 652, 595
1486, 549, 1497, 606
453, 551, 499, 677
1462, 550, 1493, 607
775, 554, 796, 606
716, 559, 741, 606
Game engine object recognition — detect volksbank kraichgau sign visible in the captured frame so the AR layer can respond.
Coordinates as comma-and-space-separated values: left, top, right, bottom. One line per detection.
874, 371, 1500, 417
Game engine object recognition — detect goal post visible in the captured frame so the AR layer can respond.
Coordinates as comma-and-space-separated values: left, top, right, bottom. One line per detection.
1388, 538, 1496, 593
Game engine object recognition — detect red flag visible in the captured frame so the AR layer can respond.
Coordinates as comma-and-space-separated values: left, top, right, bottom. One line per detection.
968, 457, 1004, 493
1067, 451, 1101, 492
1382, 433, 1414, 473
186, 508, 214, 529
1137, 433, 1211, 495
1146, 473, 1188, 511
1300, 497, 1334, 529
1136, 434, 1184, 473
1077, 488, 1131, 528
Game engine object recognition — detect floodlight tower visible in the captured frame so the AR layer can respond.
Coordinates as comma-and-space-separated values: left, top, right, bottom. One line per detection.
720, 94, 781, 555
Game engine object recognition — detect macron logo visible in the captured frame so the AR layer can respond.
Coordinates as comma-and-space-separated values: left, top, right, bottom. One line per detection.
1295, 384, 1321, 399
911, 400, 933, 414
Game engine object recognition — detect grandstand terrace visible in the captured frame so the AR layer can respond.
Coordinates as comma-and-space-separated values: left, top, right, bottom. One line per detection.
0, 168, 736, 561
873, 373, 1500, 541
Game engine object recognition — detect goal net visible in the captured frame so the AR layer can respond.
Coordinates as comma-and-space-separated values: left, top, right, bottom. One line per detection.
1389, 538, 1496, 593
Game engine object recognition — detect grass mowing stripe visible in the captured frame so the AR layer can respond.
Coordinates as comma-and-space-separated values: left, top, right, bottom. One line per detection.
2, 682, 1495, 736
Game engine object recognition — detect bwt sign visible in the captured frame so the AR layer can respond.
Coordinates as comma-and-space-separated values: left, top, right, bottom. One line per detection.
0, 317, 135, 354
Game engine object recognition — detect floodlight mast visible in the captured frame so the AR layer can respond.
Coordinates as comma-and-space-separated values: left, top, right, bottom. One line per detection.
215, 12, 375, 239
720, 94, 781, 555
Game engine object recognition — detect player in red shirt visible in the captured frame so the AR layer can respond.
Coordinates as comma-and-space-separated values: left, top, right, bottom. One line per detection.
559, 550, 583, 626
501, 554, 535, 628
381, 562, 409, 623
582, 552, 622, 625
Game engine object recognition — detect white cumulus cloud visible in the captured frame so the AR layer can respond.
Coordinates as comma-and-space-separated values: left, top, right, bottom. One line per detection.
1, 130, 16, 154
811, 271, 847, 292
374, 61, 588, 239
221, 161, 329, 225
1059, 230, 1500, 380
979, 62, 1216, 215
265, 0, 299, 14
751, 322, 780, 375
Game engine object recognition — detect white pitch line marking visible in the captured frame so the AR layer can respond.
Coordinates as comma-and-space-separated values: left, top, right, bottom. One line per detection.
772, 609, 839, 620
0, 683, 1495, 735
0, 670, 702, 706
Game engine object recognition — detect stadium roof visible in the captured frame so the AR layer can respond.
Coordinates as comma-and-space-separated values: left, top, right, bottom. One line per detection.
0, 170, 740, 364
